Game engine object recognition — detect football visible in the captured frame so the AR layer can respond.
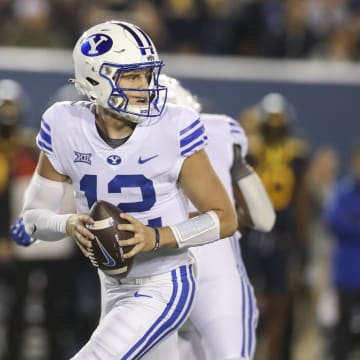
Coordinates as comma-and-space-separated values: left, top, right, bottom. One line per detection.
86, 200, 134, 276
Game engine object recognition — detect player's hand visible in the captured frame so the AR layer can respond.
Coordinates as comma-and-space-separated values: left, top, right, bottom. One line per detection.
10, 217, 36, 246
66, 214, 95, 257
117, 213, 156, 258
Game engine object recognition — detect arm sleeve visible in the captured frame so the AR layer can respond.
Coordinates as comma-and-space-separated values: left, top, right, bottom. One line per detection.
232, 144, 275, 232
22, 173, 73, 241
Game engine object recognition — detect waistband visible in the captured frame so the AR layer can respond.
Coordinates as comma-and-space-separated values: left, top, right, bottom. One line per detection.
116, 270, 175, 285
111, 260, 197, 285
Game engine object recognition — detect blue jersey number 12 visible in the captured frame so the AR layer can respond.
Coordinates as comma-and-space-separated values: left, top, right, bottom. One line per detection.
80, 174, 162, 227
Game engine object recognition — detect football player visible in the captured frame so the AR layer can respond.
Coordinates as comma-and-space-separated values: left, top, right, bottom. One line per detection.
243, 93, 310, 360
160, 75, 275, 360
20, 21, 238, 360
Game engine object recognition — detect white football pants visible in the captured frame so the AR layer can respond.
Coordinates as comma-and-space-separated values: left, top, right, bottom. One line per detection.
179, 236, 259, 360
71, 264, 196, 360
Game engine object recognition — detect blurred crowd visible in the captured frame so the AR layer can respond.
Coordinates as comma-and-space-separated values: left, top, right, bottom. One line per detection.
2, 0, 360, 60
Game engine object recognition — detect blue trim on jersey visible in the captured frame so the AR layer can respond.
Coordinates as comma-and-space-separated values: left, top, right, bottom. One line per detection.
122, 267, 185, 360
39, 127, 52, 146
37, 119, 52, 151
229, 121, 242, 133
179, 119, 206, 156
37, 138, 52, 152
179, 118, 200, 136
180, 125, 205, 148
41, 119, 51, 132
180, 139, 205, 156
135, 265, 196, 359
231, 129, 242, 134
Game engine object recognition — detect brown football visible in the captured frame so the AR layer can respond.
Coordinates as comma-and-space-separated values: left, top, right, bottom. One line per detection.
86, 200, 134, 276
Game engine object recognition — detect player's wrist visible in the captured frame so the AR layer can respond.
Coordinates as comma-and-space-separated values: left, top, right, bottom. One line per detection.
152, 227, 160, 251
151, 227, 178, 249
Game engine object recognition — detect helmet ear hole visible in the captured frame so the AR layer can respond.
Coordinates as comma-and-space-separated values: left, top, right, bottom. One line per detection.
86, 77, 99, 86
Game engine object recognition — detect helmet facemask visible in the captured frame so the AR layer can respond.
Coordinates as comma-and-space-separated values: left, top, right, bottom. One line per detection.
98, 62, 167, 123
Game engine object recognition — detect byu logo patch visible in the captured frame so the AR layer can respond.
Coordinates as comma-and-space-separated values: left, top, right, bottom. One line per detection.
107, 155, 122, 165
74, 151, 92, 165
81, 34, 113, 56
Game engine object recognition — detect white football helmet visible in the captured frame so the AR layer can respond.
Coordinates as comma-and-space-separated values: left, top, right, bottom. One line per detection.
258, 93, 296, 125
257, 92, 297, 138
159, 74, 201, 112
71, 21, 167, 123
0, 79, 29, 130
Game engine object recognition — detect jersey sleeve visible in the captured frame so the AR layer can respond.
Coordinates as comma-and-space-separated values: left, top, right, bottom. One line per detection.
36, 103, 67, 175
177, 107, 207, 158
228, 117, 248, 157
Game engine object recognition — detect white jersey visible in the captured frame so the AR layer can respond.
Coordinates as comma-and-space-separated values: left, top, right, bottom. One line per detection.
184, 114, 258, 360
189, 113, 249, 278
36, 101, 206, 277
198, 113, 248, 206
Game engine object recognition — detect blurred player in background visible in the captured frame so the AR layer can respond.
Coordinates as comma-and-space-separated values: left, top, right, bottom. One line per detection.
0, 78, 40, 360
8, 82, 103, 359
160, 74, 275, 360
325, 140, 360, 360
241, 93, 311, 360
9, 182, 78, 360
5, 81, 83, 360
0, 78, 34, 254
305, 145, 339, 357
20, 20, 238, 360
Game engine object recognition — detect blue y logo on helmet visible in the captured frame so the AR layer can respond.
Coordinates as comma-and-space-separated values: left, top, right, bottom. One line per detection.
81, 34, 113, 57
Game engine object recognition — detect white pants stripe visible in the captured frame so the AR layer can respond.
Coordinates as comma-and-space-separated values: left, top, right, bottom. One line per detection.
240, 277, 258, 359
123, 264, 196, 359
71, 264, 196, 360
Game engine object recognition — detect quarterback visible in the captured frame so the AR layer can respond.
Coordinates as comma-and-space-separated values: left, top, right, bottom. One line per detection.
21, 21, 237, 359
